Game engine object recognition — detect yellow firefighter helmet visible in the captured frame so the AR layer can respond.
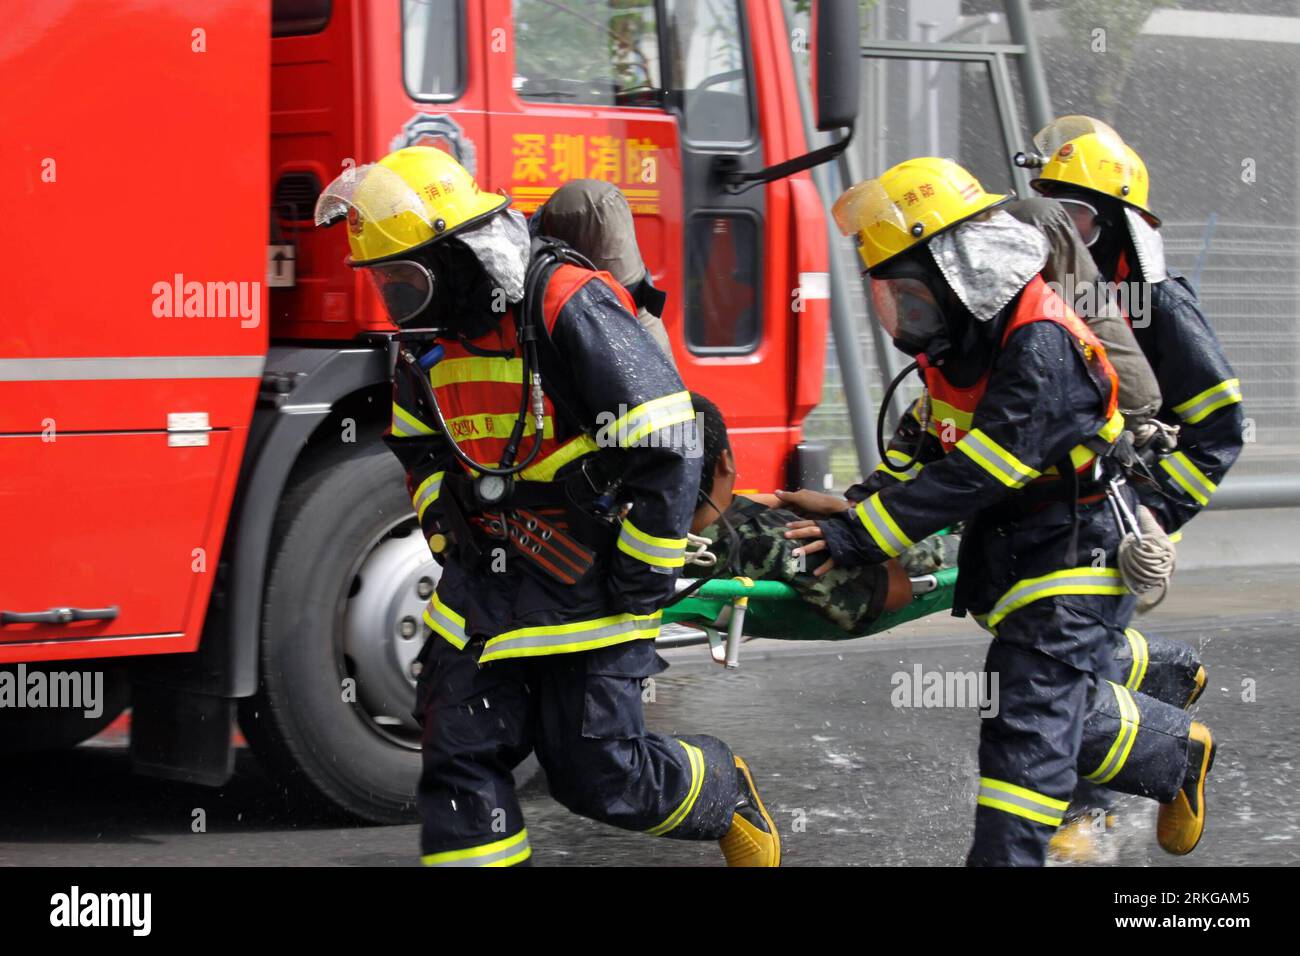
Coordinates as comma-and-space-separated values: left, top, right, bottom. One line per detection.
832, 157, 1007, 272
1029, 116, 1158, 222
314, 146, 510, 264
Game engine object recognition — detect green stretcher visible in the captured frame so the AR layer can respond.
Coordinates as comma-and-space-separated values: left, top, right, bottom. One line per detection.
661, 566, 959, 667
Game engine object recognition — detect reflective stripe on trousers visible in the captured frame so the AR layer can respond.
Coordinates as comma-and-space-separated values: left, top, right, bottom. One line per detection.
422, 828, 531, 867
644, 739, 705, 836
1123, 627, 1150, 691
976, 777, 1068, 828
1083, 681, 1141, 785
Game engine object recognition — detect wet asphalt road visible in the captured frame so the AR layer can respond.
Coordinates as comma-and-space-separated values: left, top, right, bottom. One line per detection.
2, 566, 1296, 867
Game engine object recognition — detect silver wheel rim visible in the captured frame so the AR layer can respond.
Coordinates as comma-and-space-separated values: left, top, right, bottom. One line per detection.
342, 522, 441, 746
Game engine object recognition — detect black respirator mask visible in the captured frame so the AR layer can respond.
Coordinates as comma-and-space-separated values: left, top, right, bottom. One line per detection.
365, 238, 502, 337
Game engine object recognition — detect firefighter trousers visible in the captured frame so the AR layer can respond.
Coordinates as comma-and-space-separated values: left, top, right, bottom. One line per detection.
967, 593, 1193, 866
1071, 624, 1205, 816
415, 633, 739, 866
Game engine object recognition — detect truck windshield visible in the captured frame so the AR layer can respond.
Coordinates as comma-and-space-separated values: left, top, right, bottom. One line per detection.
665, 0, 753, 145
404, 0, 464, 100
513, 0, 663, 107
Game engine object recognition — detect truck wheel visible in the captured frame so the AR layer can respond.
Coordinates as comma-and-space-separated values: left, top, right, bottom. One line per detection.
238, 441, 438, 824
0, 664, 129, 753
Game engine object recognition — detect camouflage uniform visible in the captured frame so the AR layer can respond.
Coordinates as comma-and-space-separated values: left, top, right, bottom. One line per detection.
690, 495, 896, 632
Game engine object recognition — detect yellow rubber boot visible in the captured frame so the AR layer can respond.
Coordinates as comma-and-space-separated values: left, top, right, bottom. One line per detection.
1048, 810, 1117, 865
1185, 665, 1207, 708
1158, 721, 1215, 855
719, 756, 781, 867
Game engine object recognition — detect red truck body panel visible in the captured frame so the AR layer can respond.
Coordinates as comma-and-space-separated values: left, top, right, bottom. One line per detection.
3, 0, 829, 664
0, 1, 269, 661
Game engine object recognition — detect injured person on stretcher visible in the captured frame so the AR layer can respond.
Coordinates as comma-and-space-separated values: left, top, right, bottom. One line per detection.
684, 392, 952, 633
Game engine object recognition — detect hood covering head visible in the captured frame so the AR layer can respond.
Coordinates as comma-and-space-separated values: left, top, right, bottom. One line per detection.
1124, 206, 1167, 283
927, 209, 1049, 322
1004, 197, 1100, 290
455, 207, 532, 304
533, 179, 647, 287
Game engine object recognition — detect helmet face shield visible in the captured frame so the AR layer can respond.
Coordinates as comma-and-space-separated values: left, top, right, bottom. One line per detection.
1032, 115, 1124, 160
1057, 196, 1103, 247
870, 276, 945, 355
363, 259, 436, 326
316, 163, 444, 265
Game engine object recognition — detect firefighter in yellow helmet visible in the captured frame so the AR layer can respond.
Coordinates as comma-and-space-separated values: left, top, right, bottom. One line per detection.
1027, 116, 1244, 539
315, 147, 780, 867
783, 157, 1213, 865
1024, 117, 1237, 859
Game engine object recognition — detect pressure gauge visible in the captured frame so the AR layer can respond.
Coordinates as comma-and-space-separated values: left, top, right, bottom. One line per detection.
476, 474, 509, 506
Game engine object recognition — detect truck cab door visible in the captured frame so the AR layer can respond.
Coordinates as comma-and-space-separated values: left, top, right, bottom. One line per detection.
664, 0, 778, 490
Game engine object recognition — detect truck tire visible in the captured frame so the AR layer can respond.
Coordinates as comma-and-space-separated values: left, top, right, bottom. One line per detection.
0, 664, 129, 753
238, 441, 437, 824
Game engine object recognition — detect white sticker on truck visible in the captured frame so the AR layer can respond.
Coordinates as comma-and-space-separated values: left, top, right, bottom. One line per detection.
798, 272, 830, 300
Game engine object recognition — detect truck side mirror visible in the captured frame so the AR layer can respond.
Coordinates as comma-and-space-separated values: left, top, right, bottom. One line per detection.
715, 0, 860, 191
814, 0, 861, 132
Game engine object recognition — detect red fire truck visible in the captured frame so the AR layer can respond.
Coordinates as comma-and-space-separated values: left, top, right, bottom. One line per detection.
0, 0, 858, 821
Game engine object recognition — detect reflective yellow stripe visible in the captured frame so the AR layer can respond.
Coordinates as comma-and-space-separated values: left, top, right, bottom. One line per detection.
617, 518, 687, 569
444, 412, 554, 440
1085, 682, 1140, 784
874, 449, 923, 482
1160, 451, 1217, 506
956, 429, 1041, 488
1099, 409, 1126, 442
853, 492, 913, 558
985, 567, 1128, 633
928, 397, 973, 434
429, 356, 523, 388
976, 777, 1068, 828
1045, 411, 1124, 476
392, 402, 435, 437
645, 740, 705, 836
412, 471, 444, 520
1173, 378, 1242, 425
479, 612, 662, 662
421, 828, 531, 867
519, 433, 600, 482
606, 391, 695, 446
1124, 627, 1149, 692
423, 592, 468, 650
